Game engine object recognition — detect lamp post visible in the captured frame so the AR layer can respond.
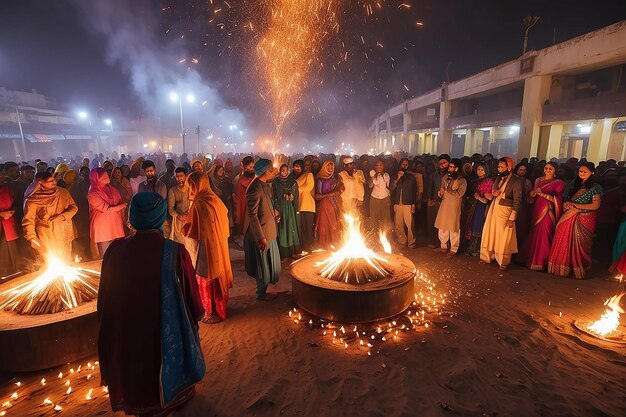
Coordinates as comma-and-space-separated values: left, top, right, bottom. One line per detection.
170, 92, 195, 154
522, 15, 540, 55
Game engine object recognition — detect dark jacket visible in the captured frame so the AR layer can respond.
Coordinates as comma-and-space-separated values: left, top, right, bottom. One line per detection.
243, 178, 277, 241
392, 171, 418, 206
496, 173, 524, 216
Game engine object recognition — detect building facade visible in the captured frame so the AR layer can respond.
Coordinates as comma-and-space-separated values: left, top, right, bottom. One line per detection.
371, 20, 626, 162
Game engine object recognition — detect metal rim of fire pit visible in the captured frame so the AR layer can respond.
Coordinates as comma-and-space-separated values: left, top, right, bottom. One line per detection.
290, 252, 416, 323
572, 320, 626, 346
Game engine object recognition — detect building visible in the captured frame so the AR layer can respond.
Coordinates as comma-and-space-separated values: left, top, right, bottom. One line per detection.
370, 20, 626, 162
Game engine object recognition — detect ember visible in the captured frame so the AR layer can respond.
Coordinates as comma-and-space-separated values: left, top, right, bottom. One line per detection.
0, 253, 100, 315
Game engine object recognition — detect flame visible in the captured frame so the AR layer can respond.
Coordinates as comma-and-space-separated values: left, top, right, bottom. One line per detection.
379, 231, 392, 254
0, 252, 99, 315
587, 293, 625, 336
315, 214, 390, 283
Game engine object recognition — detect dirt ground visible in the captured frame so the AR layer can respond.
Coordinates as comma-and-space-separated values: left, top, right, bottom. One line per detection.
1, 245, 625, 417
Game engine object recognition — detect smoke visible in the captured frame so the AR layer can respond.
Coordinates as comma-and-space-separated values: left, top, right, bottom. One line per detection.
72, 0, 245, 142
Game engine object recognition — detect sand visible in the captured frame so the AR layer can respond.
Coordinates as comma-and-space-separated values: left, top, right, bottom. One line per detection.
1, 246, 625, 417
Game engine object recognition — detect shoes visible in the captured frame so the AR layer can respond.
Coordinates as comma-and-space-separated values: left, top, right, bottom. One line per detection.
445, 251, 456, 257
437, 248, 449, 253
499, 265, 509, 271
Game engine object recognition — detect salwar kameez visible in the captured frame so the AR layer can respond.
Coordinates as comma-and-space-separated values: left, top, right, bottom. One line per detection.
480, 177, 518, 267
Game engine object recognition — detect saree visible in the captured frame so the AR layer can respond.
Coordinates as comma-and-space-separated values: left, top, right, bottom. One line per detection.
273, 175, 301, 259
547, 183, 603, 279
463, 177, 492, 256
518, 178, 565, 270
610, 216, 626, 274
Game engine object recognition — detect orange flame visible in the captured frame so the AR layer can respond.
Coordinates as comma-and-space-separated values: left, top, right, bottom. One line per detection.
587, 293, 625, 336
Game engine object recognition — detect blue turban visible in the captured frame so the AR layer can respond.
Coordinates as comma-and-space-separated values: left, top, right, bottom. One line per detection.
129, 192, 167, 230
254, 158, 271, 177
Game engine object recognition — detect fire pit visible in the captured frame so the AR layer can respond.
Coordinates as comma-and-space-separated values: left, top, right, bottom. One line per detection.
574, 293, 626, 345
291, 215, 415, 323
0, 258, 101, 372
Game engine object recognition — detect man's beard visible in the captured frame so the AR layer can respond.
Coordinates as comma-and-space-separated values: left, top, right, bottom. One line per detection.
244, 171, 255, 178
448, 171, 459, 179
400, 167, 408, 172
439, 167, 447, 174
498, 170, 510, 177
146, 175, 156, 181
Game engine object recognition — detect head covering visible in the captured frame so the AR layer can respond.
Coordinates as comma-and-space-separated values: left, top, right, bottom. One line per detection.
53, 163, 70, 178
129, 192, 167, 230
343, 157, 354, 165
450, 158, 462, 168
63, 169, 77, 186
89, 167, 121, 206
502, 157, 514, 171
254, 159, 271, 176
317, 160, 335, 180
191, 159, 204, 170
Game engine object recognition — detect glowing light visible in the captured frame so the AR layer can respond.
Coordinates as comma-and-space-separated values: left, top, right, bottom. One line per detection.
587, 293, 624, 337
169, 92, 178, 102
379, 231, 392, 254
315, 215, 390, 283
0, 253, 100, 315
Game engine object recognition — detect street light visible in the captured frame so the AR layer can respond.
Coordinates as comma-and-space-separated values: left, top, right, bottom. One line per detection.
170, 91, 195, 154
77, 111, 88, 120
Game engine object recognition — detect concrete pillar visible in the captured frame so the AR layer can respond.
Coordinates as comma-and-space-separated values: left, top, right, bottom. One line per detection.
587, 119, 613, 163
519, 75, 552, 158
464, 129, 473, 156
385, 115, 392, 152
474, 130, 485, 154
438, 101, 452, 154
544, 124, 563, 160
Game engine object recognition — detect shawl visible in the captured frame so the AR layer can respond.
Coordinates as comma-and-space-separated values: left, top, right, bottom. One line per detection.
54, 163, 70, 178
89, 168, 122, 207
316, 160, 335, 180
187, 173, 233, 294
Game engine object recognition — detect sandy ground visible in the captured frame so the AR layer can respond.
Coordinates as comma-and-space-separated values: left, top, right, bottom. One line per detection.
1, 245, 625, 417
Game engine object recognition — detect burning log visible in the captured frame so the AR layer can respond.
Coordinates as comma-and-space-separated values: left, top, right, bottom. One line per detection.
0, 254, 100, 315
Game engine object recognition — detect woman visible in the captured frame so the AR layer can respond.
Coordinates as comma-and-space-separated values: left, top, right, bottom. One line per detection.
88, 168, 127, 258
191, 159, 204, 173
547, 162, 603, 279
463, 163, 493, 256
183, 172, 232, 323
273, 164, 301, 259
110, 167, 133, 203
518, 162, 565, 270
315, 160, 344, 248
212, 165, 234, 229
129, 161, 145, 195
54, 163, 71, 188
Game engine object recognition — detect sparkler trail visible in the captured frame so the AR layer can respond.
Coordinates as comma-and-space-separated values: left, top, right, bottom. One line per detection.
162, 0, 423, 140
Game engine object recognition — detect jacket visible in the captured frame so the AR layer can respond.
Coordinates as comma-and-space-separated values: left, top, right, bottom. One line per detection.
243, 178, 277, 242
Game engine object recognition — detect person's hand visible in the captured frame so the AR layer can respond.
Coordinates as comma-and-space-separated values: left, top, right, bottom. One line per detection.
258, 238, 269, 252
397, 171, 404, 179
492, 189, 500, 197
411, 204, 416, 214
119, 202, 128, 210
473, 192, 480, 200
506, 220, 514, 228
274, 209, 281, 223
370, 170, 376, 178
289, 194, 294, 202
0, 210, 14, 220
563, 202, 571, 211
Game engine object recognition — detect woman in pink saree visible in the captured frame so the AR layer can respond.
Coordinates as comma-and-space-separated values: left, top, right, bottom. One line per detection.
547, 162, 603, 279
518, 162, 565, 270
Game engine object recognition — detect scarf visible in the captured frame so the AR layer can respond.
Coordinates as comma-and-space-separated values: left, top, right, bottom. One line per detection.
316, 160, 335, 180
89, 168, 121, 206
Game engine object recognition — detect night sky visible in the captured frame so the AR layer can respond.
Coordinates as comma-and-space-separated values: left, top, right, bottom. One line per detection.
1, 0, 625, 142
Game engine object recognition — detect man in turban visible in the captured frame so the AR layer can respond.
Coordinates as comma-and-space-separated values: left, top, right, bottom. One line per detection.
480, 157, 524, 270
434, 158, 467, 256
243, 159, 281, 300
98, 192, 205, 417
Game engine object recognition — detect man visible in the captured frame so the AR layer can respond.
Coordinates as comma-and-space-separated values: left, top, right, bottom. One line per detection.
391, 158, 418, 248
138, 160, 167, 199
434, 158, 467, 256
36, 160, 48, 173
243, 159, 281, 300
23, 172, 78, 259
167, 168, 197, 255
159, 159, 178, 192
426, 155, 450, 248
70, 166, 92, 260
338, 157, 365, 215
369, 159, 391, 233
4, 162, 20, 182
293, 159, 315, 252
480, 157, 523, 271
98, 192, 204, 417
235, 156, 255, 236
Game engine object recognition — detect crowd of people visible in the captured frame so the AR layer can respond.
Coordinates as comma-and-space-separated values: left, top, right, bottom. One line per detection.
1, 149, 625, 416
